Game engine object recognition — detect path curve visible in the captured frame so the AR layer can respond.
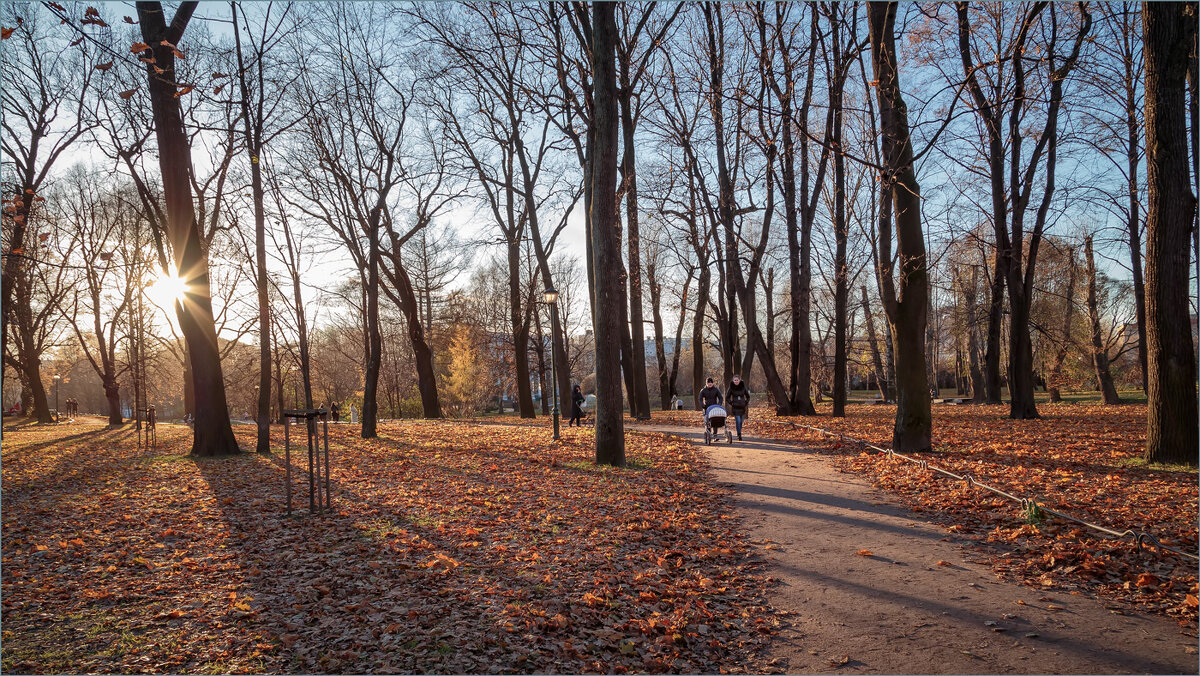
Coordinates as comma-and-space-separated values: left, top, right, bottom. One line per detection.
634, 424, 1197, 675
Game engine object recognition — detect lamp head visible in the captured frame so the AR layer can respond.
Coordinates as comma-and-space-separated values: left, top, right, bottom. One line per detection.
543, 286, 559, 305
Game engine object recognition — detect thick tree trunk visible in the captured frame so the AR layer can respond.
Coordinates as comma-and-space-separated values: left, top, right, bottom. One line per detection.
868, 1, 931, 453
390, 260, 443, 418
138, 1, 238, 456
1006, 290, 1039, 418
1143, 0, 1198, 464
591, 2, 625, 466
104, 379, 122, 426
982, 262, 1006, 403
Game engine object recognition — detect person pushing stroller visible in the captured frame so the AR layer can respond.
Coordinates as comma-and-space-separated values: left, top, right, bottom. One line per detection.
698, 377, 733, 444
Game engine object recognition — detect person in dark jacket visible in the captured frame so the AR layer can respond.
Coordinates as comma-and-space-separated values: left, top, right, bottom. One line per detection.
330, 401, 340, 422
698, 377, 723, 411
569, 384, 585, 426
727, 374, 750, 440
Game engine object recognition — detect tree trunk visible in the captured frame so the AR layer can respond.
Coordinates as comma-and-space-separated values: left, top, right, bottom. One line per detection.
389, 259, 442, 418
506, 240, 535, 418
619, 84, 652, 420
831, 68, 849, 418
591, 1, 625, 465
1143, 0, 1198, 464
669, 272, 692, 406
1084, 237, 1121, 405
1047, 249, 1077, 403
232, 3, 272, 453
692, 268, 709, 409
362, 216, 382, 437
982, 261, 1006, 403
1126, 113, 1149, 391
137, 1, 239, 456
647, 258, 670, 410
868, 1, 931, 453
104, 378, 122, 426
861, 286, 890, 402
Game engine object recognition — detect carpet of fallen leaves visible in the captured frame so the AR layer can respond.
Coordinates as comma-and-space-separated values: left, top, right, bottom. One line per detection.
1, 418, 776, 674
644, 403, 1199, 626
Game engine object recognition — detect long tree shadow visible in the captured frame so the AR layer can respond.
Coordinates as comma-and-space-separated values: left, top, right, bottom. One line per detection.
187, 423, 762, 674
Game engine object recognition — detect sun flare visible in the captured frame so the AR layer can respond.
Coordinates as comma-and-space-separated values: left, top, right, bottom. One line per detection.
148, 271, 189, 309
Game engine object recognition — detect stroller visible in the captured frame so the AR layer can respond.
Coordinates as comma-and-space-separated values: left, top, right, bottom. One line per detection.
704, 404, 734, 445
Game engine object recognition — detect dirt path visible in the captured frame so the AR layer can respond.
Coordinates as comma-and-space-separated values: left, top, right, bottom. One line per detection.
634, 424, 1197, 675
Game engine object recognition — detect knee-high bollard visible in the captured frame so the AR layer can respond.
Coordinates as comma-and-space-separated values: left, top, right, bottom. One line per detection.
283, 408, 331, 516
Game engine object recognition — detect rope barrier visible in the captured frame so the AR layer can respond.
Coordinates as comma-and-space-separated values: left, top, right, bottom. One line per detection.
752, 418, 1200, 563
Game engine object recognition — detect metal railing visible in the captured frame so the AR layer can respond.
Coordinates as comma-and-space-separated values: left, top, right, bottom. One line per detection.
752, 418, 1200, 563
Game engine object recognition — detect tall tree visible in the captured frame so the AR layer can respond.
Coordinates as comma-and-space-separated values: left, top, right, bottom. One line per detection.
867, 0, 931, 452
759, 3, 833, 415
136, 0, 239, 455
616, 3, 681, 420
591, 1, 625, 467
1, 6, 96, 423
231, 1, 302, 451
956, 2, 1092, 418
1142, 0, 1198, 465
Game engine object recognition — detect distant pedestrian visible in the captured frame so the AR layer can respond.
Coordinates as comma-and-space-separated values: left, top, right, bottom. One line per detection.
727, 375, 750, 441
569, 385, 584, 427
330, 401, 340, 422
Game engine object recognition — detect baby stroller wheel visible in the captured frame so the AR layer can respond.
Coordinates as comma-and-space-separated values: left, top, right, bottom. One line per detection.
704, 429, 711, 445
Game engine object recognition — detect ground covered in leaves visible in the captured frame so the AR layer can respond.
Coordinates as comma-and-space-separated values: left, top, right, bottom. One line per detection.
645, 403, 1199, 626
1, 419, 774, 674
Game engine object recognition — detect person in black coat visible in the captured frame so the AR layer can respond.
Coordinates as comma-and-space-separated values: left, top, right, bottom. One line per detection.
727, 374, 750, 440
330, 401, 340, 422
698, 377, 723, 411
569, 384, 585, 426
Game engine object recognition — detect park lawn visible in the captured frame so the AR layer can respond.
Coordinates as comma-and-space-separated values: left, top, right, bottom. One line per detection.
0, 420, 775, 674
645, 402, 1198, 624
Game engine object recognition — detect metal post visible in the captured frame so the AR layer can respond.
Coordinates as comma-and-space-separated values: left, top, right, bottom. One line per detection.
322, 411, 331, 511
307, 414, 316, 513
284, 416, 292, 516
54, 377, 60, 423
551, 304, 561, 440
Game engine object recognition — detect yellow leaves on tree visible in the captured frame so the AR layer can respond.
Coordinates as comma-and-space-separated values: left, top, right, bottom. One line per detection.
444, 324, 486, 417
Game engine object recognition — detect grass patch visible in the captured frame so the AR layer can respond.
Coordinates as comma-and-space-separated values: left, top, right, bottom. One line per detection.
1116, 456, 1199, 474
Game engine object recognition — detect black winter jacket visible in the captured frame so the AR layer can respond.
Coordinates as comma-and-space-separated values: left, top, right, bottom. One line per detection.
727, 381, 750, 416
698, 386, 724, 408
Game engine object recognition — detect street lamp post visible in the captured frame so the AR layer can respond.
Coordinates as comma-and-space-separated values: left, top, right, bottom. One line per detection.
53, 374, 61, 423
543, 287, 561, 441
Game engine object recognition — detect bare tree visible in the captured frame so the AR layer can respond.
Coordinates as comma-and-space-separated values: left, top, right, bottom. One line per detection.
955, 2, 1092, 419
135, 1, 240, 455
1, 6, 96, 422
592, 1, 625, 466
867, 0, 931, 452
1142, 0, 1197, 464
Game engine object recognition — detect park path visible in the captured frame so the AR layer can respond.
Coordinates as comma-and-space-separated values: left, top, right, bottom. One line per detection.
634, 424, 1198, 675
